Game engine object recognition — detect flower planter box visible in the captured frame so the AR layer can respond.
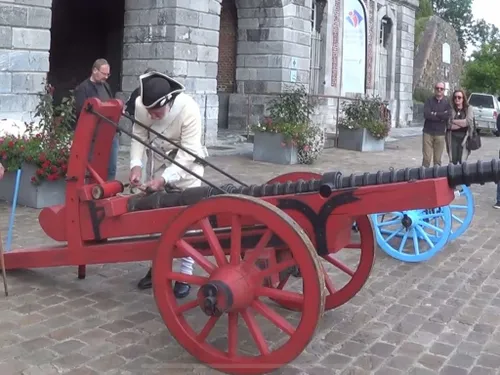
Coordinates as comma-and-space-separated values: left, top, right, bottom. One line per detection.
337, 127, 385, 152
0, 163, 66, 209
253, 132, 298, 165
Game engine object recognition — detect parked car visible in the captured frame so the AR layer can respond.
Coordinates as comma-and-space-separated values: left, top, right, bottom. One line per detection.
467, 93, 500, 135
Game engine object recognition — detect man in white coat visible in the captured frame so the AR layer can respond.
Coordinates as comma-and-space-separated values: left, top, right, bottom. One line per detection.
129, 71, 207, 298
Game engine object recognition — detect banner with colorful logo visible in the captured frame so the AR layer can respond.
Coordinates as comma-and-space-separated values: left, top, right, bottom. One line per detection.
341, 0, 367, 95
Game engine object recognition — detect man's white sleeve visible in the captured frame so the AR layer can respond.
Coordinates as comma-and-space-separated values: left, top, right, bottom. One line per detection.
161, 108, 202, 183
129, 99, 150, 169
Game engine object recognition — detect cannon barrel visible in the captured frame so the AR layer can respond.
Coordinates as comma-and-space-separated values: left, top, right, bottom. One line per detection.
318, 159, 500, 197
128, 160, 500, 211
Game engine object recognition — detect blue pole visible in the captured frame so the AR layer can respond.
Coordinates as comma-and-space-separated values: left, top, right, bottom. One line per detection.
6, 169, 22, 252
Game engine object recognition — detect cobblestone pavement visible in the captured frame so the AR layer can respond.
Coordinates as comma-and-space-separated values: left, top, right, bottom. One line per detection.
2, 134, 500, 375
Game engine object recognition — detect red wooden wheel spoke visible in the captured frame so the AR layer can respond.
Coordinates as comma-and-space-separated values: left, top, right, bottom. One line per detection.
227, 312, 238, 357
251, 300, 296, 336
254, 258, 296, 281
345, 243, 361, 248
165, 272, 208, 285
323, 254, 355, 277
197, 316, 219, 343
199, 218, 227, 267
230, 215, 242, 265
176, 240, 216, 274
241, 309, 271, 355
175, 300, 199, 315
256, 286, 304, 306
243, 229, 273, 265
276, 274, 290, 290
321, 265, 337, 295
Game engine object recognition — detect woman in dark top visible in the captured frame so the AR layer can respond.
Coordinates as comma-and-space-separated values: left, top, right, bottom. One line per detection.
446, 89, 474, 164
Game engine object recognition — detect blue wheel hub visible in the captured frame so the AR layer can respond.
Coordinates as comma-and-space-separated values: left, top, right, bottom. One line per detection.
369, 206, 452, 262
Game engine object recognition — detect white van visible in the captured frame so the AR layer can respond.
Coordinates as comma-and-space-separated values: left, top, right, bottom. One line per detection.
467, 93, 500, 134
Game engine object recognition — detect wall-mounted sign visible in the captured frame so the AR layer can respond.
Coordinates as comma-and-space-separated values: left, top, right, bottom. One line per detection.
442, 43, 450, 64
341, 0, 367, 95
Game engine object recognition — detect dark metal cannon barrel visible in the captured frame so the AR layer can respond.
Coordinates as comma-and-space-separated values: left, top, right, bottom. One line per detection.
127, 160, 500, 212
318, 159, 500, 197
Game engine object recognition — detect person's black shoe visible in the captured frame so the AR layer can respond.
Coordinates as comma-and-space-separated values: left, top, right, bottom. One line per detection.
137, 268, 152, 290
174, 282, 191, 299
493, 202, 500, 209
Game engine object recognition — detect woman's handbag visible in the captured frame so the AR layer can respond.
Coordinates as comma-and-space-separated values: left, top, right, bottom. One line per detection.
467, 117, 482, 151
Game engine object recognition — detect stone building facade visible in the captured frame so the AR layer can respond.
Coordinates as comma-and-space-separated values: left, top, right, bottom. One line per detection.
0, 0, 418, 147
413, 15, 462, 97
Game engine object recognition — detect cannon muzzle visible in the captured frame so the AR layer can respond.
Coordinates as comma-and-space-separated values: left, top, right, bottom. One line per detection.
319, 159, 500, 197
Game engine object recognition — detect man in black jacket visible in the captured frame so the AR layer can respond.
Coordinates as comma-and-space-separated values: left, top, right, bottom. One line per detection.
422, 82, 451, 167
74, 58, 118, 180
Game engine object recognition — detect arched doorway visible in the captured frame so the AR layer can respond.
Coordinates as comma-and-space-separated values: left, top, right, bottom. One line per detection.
48, 0, 125, 103
217, 0, 238, 129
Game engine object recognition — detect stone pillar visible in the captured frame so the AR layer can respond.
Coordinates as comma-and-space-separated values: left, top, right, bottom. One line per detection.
121, 0, 222, 146
228, 0, 313, 130
0, 0, 51, 121
394, 0, 418, 127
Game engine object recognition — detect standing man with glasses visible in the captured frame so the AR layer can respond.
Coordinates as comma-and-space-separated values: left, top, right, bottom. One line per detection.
421, 82, 452, 167
74, 58, 119, 180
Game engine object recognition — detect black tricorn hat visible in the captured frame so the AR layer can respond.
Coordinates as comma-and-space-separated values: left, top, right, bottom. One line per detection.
139, 71, 185, 109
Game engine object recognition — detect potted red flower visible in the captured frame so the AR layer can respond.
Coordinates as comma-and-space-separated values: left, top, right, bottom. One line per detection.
0, 83, 75, 208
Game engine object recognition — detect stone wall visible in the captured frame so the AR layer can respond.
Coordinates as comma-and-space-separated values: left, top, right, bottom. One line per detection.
413, 15, 462, 95
121, 0, 222, 146
228, 0, 313, 130
393, 0, 418, 127
0, 0, 51, 122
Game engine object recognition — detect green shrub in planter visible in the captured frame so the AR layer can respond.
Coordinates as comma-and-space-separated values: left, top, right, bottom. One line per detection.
337, 95, 391, 152
251, 85, 325, 164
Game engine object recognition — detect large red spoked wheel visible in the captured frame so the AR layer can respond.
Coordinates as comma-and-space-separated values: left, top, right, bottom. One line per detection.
266, 173, 375, 311
152, 195, 325, 375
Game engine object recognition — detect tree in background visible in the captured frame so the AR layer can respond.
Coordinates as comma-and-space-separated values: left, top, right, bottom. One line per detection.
462, 43, 500, 94
414, 0, 433, 49
430, 0, 499, 53
470, 20, 500, 46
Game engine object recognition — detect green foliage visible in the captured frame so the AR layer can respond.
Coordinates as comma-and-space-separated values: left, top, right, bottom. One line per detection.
431, 0, 474, 52
461, 43, 500, 95
252, 85, 325, 164
431, 0, 500, 52
470, 20, 500, 47
416, 0, 433, 19
0, 83, 74, 185
267, 85, 315, 127
338, 96, 392, 140
414, 16, 431, 49
252, 85, 315, 145
413, 87, 434, 103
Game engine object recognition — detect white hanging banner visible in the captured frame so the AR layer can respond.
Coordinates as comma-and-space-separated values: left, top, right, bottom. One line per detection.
341, 0, 367, 95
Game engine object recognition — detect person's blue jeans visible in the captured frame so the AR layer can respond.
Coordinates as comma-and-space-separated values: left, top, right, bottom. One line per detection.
496, 183, 500, 203
107, 134, 119, 180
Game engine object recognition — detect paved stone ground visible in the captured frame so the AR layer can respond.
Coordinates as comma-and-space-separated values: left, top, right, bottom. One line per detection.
2, 133, 500, 375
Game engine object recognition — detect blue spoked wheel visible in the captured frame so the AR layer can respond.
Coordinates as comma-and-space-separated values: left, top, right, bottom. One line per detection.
369, 206, 452, 262
449, 185, 474, 241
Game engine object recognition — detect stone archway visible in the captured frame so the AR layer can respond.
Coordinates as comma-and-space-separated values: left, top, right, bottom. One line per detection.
48, 0, 125, 103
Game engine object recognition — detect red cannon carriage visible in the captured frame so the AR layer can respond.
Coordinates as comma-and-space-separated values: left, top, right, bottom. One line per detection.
3, 98, 500, 374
